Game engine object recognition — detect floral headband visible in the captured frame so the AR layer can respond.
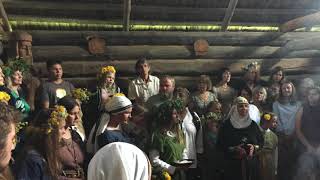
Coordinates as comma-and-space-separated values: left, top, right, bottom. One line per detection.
0, 91, 11, 103
100, 66, 116, 75
47, 105, 68, 134
242, 61, 260, 72
2, 57, 30, 77
72, 88, 92, 103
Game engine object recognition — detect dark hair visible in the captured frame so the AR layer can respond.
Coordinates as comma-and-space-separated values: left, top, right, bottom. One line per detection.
260, 112, 276, 125
46, 60, 62, 70
269, 66, 284, 83
21, 109, 64, 179
135, 57, 149, 72
57, 96, 79, 113
238, 85, 253, 100
217, 67, 230, 82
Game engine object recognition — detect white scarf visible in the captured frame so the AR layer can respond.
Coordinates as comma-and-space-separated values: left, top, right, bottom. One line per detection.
88, 142, 149, 180
229, 105, 252, 129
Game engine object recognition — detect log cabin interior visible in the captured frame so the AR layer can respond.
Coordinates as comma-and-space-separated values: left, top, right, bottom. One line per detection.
1, 0, 320, 92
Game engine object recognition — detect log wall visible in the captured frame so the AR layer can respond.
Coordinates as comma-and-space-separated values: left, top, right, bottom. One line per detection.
27, 31, 320, 92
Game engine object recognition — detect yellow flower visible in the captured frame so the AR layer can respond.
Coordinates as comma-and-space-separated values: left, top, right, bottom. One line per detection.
162, 171, 171, 180
264, 114, 271, 121
101, 66, 116, 74
0, 91, 10, 103
47, 106, 68, 134
114, 93, 125, 97
72, 88, 91, 102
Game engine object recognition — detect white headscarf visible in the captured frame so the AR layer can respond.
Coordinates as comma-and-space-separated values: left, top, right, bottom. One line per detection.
88, 142, 150, 180
86, 95, 132, 153
229, 96, 252, 129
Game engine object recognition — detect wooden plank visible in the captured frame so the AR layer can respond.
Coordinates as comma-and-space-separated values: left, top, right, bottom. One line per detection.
123, 0, 131, 31
28, 31, 320, 46
3, 0, 317, 23
0, 0, 11, 31
220, 0, 238, 31
32, 45, 283, 61
32, 58, 320, 77
280, 11, 320, 32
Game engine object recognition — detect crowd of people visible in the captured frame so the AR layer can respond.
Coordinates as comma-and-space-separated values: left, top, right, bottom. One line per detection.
0, 57, 320, 180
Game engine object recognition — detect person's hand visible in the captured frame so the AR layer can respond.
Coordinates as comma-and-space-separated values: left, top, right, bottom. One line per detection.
246, 144, 255, 158
235, 146, 247, 159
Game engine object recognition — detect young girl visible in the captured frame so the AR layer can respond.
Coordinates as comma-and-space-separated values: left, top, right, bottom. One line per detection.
259, 112, 278, 180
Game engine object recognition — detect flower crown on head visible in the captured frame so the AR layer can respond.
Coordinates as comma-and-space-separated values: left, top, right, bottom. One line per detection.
72, 88, 92, 103
0, 91, 10, 103
263, 113, 272, 121
101, 65, 116, 75
2, 57, 30, 77
113, 93, 125, 97
242, 61, 260, 72
47, 105, 68, 134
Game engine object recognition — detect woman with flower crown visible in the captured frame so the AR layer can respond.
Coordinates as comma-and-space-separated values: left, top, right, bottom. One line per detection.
149, 99, 187, 180
15, 106, 69, 180
82, 66, 121, 137
2, 58, 31, 120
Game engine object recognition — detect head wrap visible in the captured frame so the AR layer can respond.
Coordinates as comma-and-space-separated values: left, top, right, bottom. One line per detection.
105, 93, 132, 114
86, 94, 132, 153
229, 96, 252, 129
88, 142, 150, 180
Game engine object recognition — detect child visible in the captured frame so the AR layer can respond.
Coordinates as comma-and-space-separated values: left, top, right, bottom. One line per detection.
259, 112, 278, 180
203, 100, 224, 180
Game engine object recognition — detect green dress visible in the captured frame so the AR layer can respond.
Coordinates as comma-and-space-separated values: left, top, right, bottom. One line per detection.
259, 129, 278, 180
151, 130, 185, 180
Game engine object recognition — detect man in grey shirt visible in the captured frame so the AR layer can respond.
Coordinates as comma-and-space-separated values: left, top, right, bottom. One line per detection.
39, 60, 75, 109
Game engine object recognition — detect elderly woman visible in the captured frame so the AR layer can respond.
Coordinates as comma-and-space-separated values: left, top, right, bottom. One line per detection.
295, 86, 320, 180
87, 93, 133, 154
15, 106, 69, 180
149, 99, 186, 179
252, 86, 270, 113
217, 96, 264, 180
190, 75, 217, 117
3, 59, 30, 119
272, 80, 301, 180
88, 142, 151, 180
0, 103, 18, 180
213, 68, 236, 115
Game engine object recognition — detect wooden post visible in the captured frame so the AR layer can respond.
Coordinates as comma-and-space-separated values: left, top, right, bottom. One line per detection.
0, 0, 11, 32
220, 0, 238, 32
123, 0, 131, 31
280, 11, 320, 32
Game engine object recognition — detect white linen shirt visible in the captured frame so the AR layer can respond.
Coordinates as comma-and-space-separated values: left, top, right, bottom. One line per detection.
128, 75, 160, 103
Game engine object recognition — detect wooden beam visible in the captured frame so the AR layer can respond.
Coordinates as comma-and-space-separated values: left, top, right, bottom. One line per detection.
280, 11, 320, 32
28, 31, 320, 46
220, 0, 238, 31
3, 0, 317, 23
122, 0, 131, 31
0, 0, 11, 31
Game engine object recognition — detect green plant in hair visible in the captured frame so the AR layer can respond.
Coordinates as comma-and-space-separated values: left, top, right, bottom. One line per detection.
2, 57, 30, 77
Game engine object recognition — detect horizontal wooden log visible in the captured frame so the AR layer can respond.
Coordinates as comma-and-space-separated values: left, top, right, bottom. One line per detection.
33, 58, 320, 78
280, 11, 320, 32
3, 0, 317, 23
32, 45, 286, 60
27, 31, 320, 46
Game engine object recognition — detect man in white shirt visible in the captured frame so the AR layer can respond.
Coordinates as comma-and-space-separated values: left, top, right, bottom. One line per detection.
128, 58, 159, 105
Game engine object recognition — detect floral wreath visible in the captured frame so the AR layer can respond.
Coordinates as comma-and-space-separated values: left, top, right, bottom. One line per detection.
100, 65, 116, 75
2, 57, 30, 77
72, 88, 92, 103
0, 91, 11, 103
242, 61, 260, 72
263, 113, 272, 121
46, 105, 68, 134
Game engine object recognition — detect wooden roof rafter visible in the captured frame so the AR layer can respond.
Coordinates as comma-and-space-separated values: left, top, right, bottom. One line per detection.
220, 0, 238, 32
280, 11, 320, 32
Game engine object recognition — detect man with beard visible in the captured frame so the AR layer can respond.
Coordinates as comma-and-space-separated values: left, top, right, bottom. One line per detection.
39, 60, 75, 109
145, 75, 175, 131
